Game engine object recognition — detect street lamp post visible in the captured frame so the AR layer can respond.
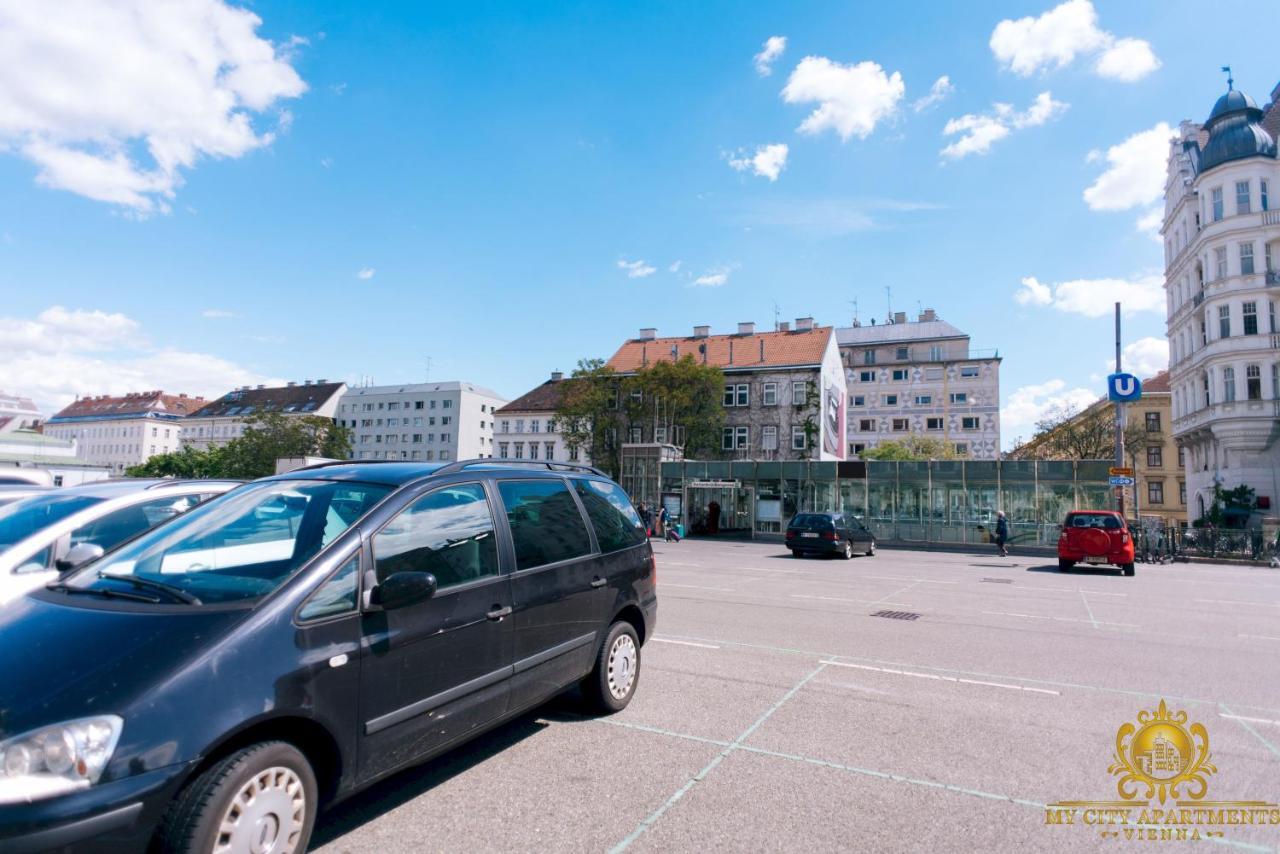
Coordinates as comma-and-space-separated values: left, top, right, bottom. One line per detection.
1114, 302, 1125, 517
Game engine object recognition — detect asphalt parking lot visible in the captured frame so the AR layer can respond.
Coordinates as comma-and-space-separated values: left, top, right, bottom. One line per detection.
314, 540, 1280, 853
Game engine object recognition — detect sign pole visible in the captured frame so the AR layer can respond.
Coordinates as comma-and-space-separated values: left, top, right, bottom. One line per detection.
1114, 302, 1125, 517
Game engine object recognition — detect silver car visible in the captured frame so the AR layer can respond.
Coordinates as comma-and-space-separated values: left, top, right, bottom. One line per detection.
0, 479, 240, 606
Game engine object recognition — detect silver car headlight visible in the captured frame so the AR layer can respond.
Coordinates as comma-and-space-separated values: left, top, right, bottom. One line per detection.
0, 716, 122, 804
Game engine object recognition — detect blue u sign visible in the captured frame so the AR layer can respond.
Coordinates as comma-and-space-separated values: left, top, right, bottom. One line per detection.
1107, 372, 1142, 402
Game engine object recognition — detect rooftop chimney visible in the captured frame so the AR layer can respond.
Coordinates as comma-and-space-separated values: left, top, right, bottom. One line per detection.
693, 325, 710, 338
893, 311, 907, 325
551, 371, 564, 382
639, 327, 657, 341
795, 316, 814, 331
317, 378, 328, 384
256, 384, 265, 390
737, 321, 756, 335
287, 381, 296, 387
303, 380, 312, 386
920, 308, 937, 322
778, 321, 790, 332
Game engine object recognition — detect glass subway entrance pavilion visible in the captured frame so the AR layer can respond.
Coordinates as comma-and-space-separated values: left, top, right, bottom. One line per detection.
645, 459, 1114, 548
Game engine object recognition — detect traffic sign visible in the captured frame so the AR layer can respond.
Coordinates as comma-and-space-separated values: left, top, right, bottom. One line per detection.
1109, 467, 1133, 477
1107, 372, 1142, 402
1108, 476, 1135, 486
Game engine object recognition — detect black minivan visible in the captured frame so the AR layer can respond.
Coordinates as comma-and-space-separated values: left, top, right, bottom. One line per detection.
785, 512, 876, 559
0, 460, 656, 853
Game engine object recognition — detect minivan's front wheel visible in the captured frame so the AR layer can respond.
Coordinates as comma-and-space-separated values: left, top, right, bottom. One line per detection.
584, 621, 641, 713
159, 741, 317, 854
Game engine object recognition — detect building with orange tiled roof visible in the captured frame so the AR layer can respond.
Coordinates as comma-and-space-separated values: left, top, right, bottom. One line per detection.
605, 317, 848, 462
45, 390, 207, 474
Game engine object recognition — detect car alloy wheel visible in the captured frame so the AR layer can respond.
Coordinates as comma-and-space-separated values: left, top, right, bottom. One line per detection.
214, 766, 306, 854
866, 541, 876, 557
607, 632, 638, 701
843, 540, 853, 560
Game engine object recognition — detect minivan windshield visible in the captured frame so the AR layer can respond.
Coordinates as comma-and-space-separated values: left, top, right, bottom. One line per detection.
0, 493, 103, 551
65, 480, 390, 605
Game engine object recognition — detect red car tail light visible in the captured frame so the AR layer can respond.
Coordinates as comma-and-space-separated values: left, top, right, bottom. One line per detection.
822, 530, 838, 541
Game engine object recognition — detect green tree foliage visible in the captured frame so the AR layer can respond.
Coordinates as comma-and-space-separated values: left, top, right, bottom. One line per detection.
860, 435, 958, 461
556, 358, 619, 475
124, 412, 351, 480
1007, 402, 1113, 460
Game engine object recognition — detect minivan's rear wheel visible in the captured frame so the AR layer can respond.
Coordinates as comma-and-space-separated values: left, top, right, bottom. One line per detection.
866, 541, 876, 557
842, 540, 854, 560
159, 741, 316, 854
583, 621, 641, 713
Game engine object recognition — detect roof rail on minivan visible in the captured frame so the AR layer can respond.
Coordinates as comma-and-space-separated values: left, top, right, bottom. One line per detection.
433, 458, 609, 478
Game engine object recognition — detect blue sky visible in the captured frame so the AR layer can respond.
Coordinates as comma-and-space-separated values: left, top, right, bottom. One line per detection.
1, 0, 1276, 446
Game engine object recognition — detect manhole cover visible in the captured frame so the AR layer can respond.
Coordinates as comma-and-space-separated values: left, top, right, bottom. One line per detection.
980, 578, 1014, 584
871, 610, 921, 621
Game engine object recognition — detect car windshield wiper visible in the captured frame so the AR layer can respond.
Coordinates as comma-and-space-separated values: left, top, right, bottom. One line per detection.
97, 573, 202, 605
46, 581, 160, 604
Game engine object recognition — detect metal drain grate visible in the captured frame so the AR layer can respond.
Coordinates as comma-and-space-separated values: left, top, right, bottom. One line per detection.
871, 610, 921, 621
980, 578, 1014, 584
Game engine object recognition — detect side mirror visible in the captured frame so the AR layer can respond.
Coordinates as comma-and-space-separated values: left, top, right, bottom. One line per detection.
56, 542, 105, 574
370, 571, 437, 610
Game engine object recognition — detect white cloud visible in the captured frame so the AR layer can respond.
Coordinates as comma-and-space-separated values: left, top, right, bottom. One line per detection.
1014, 273, 1165, 317
1118, 337, 1168, 378
0, 306, 278, 413
940, 92, 1066, 159
617, 259, 656, 279
782, 57, 904, 141
989, 0, 1159, 82
912, 76, 955, 112
1135, 207, 1164, 242
356, 267, 375, 280
0, 0, 307, 215
753, 36, 787, 77
1083, 122, 1173, 211
319, 157, 334, 169
668, 260, 682, 273
727, 143, 789, 181
201, 308, 236, 319
1002, 378, 1098, 440
691, 267, 731, 288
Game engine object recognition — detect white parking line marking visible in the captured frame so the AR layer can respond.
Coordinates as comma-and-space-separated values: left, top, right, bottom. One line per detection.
652, 638, 721, 649
1196, 598, 1280, 608
1219, 713, 1280, 727
1029, 585, 1127, 597
1220, 704, 1280, 759
818, 660, 1060, 696
862, 574, 959, 584
981, 611, 1138, 628
1079, 589, 1099, 630
789, 594, 912, 607
662, 583, 732, 592
1239, 633, 1280, 641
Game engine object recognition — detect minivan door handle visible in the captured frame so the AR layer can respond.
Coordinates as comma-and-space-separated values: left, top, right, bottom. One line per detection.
590, 577, 607, 589
486, 606, 512, 621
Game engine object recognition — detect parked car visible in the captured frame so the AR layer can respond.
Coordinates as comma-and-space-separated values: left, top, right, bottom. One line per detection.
0, 479, 240, 606
786, 511, 876, 558
0, 468, 54, 487
0, 460, 657, 853
1057, 510, 1135, 575
0, 484, 49, 508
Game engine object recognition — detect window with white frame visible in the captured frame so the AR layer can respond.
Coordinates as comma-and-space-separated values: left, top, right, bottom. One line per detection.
852, 395, 865, 407
914, 394, 931, 405
723, 384, 749, 406
544, 442, 555, 460
1236, 180, 1251, 214
884, 394, 898, 406
792, 381, 807, 405
961, 416, 979, 430
895, 346, 909, 361
954, 443, 968, 456
858, 370, 876, 383
629, 427, 642, 443
528, 443, 539, 459
1148, 481, 1164, 504
1240, 242, 1255, 275
722, 427, 734, 450
1218, 304, 1231, 338
949, 392, 967, 404
891, 369, 908, 381
891, 418, 908, 431
1222, 366, 1236, 402
1212, 186, 1223, 221
1215, 246, 1227, 279
654, 426, 667, 443
513, 442, 524, 459
530, 420, 539, 433
762, 383, 778, 405
863, 350, 876, 365
926, 417, 943, 430
959, 366, 980, 378
1262, 179, 1270, 211
1246, 364, 1262, 400
762, 425, 778, 450
791, 425, 806, 449
928, 345, 943, 361
859, 418, 875, 431
1243, 301, 1258, 335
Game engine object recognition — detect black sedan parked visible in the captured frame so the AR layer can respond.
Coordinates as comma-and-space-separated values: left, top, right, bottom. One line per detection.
0, 460, 656, 854
785, 512, 876, 559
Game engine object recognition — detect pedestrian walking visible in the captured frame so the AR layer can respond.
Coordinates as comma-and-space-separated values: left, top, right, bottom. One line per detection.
638, 502, 652, 537
994, 510, 1009, 557
660, 506, 680, 542
654, 504, 665, 539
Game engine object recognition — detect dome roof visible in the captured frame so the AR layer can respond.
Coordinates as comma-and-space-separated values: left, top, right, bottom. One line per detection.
1199, 87, 1277, 173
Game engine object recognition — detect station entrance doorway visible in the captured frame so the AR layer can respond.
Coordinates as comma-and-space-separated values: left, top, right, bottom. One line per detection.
684, 481, 755, 537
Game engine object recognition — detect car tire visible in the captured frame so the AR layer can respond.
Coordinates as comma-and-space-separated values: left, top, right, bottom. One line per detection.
583, 621, 641, 714
1058, 559, 1074, 571
1123, 563, 1135, 577
866, 541, 876, 557
790, 550, 803, 558
842, 540, 854, 560
158, 740, 317, 854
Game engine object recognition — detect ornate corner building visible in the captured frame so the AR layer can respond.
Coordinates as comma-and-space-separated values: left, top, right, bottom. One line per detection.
1163, 79, 1280, 521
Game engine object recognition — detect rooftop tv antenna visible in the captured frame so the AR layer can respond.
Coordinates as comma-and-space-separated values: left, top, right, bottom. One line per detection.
1221, 65, 1233, 90
424, 356, 433, 382
772, 301, 781, 331
885, 286, 892, 323
848, 298, 859, 326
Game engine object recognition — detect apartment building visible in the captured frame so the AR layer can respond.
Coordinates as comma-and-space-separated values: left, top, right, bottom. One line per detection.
493, 371, 588, 464
837, 309, 1001, 460
606, 318, 848, 461
338, 381, 506, 462
44, 390, 207, 473
1163, 78, 1280, 522
182, 381, 346, 450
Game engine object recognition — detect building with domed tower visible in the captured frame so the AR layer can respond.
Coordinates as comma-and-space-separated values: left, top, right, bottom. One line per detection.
1163, 75, 1280, 524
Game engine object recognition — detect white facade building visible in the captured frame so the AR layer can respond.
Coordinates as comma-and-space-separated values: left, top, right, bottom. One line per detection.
837, 310, 1002, 460
183, 381, 346, 451
1164, 80, 1280, 522
0, 391, 44, 434
45, 391, 206, 474
0, 430, 112, 486
338, 381, 506, 462
493, 372, 587, 464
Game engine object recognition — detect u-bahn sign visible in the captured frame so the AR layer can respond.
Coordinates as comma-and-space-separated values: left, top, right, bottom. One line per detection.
1107, 372, 1142, 402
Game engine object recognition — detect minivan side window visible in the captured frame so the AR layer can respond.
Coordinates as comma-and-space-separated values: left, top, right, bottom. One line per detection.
70, 495, 202, 552
497, 479, 593, 570
373, 484, 498, 589
299, 553, 360, 622
573, 479, 646, 553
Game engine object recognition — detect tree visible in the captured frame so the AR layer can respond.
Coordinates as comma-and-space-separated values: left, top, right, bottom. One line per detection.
1008, 401, 1113, 460
126, 444, 228, 478
624, 356, 724, 459
218, 412, 352, 479
557, 359, 619, 475
860, 435, 958, 461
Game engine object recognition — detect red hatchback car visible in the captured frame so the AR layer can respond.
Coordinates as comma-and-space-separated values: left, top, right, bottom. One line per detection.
1057, 510, 1135, 575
